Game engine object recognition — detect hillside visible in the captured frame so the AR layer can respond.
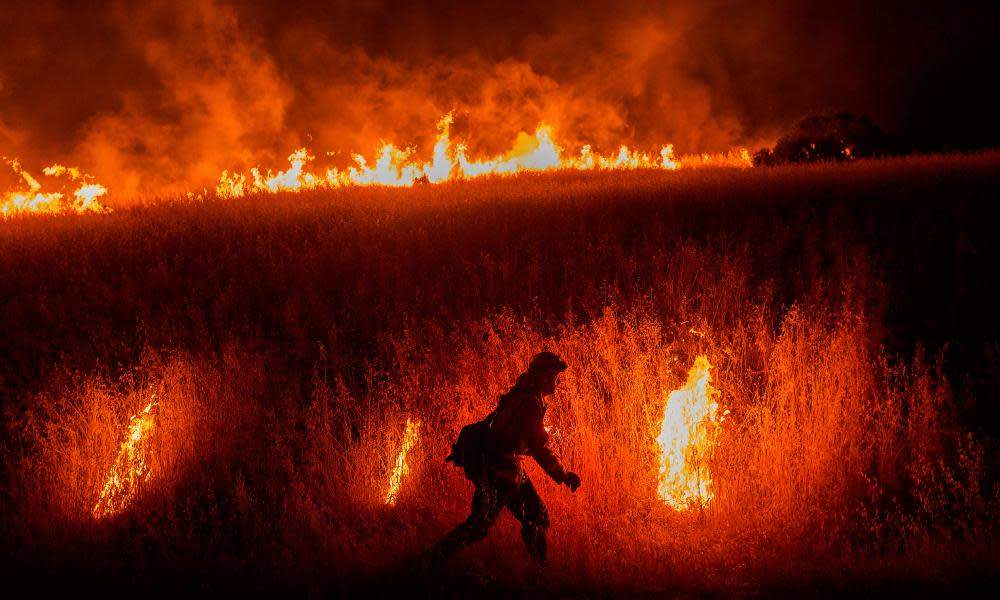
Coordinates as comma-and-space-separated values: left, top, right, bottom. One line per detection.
2, 153, 999, 597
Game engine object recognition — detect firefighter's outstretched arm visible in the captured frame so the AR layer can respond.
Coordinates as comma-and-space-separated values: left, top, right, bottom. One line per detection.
526, 412, 581, 492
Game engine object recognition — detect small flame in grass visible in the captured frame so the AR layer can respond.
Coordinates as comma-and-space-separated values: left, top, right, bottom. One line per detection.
92, 401, 158, 519
2, 159, 109, 218
385, 418, 420, 506
657, 355, 722, 510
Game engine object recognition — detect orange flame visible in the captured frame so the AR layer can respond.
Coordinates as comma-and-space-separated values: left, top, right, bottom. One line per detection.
385, 418, 420, 506
5, 120, 752, 208
657, 355, 722, 510
92, 401, 158, 519
2, 158, 109, 218
217, 116, 751, 198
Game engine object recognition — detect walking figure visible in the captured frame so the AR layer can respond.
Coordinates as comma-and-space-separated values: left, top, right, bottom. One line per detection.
431, 351, 581, 564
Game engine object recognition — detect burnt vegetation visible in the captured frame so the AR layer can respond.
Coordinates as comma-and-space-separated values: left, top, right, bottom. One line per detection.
1, 154, 999, 597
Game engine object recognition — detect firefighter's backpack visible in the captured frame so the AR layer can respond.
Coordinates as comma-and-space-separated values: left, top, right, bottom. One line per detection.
445, 402, 503, 477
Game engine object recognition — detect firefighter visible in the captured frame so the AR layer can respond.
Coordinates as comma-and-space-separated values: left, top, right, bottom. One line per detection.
430, 351, 581, 564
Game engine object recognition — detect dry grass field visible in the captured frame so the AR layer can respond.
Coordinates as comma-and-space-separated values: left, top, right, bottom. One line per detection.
2, 153, 999, 597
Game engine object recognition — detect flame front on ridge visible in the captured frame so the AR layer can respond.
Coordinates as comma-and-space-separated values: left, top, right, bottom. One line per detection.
3, 117, 752, 214
2, 159, 108, 218
217, 115, 751, 198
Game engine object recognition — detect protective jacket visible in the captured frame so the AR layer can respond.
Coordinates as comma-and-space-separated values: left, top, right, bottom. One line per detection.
487, 382, 567, 484
433, 353, 570, 565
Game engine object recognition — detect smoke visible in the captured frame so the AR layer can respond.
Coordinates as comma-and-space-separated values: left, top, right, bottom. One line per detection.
73, 1, 294, 198
0, 0, 996, 201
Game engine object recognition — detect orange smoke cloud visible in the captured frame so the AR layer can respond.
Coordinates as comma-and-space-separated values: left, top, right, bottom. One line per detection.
2, 1, 995, 202
74, 0, 295, 199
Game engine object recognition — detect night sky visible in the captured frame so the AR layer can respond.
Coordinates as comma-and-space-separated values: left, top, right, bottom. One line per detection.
1, 0, 997, 197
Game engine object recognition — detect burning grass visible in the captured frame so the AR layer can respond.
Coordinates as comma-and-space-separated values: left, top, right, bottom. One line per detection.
214, 114, 750, 198
2, 154, 999, 596
1, 158, 108, 217
91, 399, 159, 519
656, 355, 721, 510
385, 417, 421, 506
9, 306, 994, 595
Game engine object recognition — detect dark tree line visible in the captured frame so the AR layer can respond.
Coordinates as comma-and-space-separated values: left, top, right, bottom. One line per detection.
753, 112, 890, 166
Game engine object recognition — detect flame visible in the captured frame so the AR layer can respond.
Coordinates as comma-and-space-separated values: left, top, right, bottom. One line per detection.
217, 116, 751, 198
2, 158, 109, 218
385, 417, 420, 506
676, 147, 752, 169
656, 355, 722, 510
92, 401, 158, 519
6, 118, 753, 207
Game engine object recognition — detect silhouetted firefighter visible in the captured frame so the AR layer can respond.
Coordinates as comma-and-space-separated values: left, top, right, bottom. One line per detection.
429, 351, 581, 564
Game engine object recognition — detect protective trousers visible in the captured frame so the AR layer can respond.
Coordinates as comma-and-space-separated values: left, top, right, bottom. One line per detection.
432, 472, 550, 563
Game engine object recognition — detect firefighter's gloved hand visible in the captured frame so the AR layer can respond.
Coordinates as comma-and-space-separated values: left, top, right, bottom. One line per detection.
563, 471, 581, 492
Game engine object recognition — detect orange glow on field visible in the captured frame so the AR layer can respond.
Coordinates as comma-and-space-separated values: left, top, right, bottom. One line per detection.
385, 418, 420, 506
2, 159, 108, 218
657, 355, 722, 510
92, 401, 158, 519
217, 115, 751, 198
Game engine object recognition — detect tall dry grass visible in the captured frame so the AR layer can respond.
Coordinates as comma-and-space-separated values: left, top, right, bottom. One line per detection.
2, 153, 999, 594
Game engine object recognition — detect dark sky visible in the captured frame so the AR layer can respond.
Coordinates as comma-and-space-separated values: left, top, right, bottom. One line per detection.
1, 0, 997, 197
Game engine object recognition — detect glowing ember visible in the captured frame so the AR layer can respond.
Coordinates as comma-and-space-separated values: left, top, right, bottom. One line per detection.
217, 116, 751, 198
656, 355, 722, 510
92, 401, 158, 519
2, 158, 109, 218
385, 418, 420, 506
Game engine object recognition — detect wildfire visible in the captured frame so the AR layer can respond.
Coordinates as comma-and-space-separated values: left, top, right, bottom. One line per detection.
385, 417, 420, 506
92, 401, 158, 519
1, 158, 109, 218
657, 355, 722, 510
217, 115, 751, 198
3, 118, 752, 212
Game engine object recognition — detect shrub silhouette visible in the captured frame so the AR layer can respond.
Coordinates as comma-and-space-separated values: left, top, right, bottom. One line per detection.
754, 112, 888, 166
